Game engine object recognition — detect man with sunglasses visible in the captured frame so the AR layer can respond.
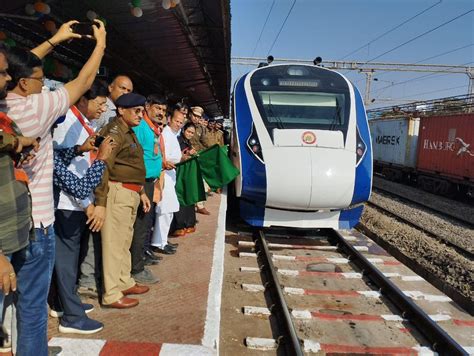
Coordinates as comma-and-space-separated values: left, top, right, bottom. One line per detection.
128, 94, 167, 285
92, 93, 151, 309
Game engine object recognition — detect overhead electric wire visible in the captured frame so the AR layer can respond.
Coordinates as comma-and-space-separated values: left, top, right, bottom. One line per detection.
413, 43, 474, 64
363, 9, 474, 64
251, 0, 276, 56
267, 0, 297, 55
393, 84, 468, 100
339, 0, 443, 60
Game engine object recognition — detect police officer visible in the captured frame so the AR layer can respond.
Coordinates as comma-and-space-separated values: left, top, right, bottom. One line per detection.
90, 93, 151, 309
189, 106, 205, 151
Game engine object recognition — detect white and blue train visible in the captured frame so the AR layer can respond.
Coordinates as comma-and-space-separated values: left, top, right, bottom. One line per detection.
230, 64, 372, 229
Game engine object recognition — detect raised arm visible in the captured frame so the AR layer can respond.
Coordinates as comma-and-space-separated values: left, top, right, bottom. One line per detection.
30, 21, 82, 60
63, 20, 107, 106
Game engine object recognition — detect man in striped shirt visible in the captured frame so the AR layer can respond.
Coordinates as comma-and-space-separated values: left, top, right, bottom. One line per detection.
0, 20, 106, 355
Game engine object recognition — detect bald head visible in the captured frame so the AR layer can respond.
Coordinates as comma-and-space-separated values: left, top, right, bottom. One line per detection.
109, 75, 133, 102
169, 111, 185, 132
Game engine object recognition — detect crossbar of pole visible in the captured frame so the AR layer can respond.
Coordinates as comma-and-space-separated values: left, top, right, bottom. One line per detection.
328, 229, 468, 355
231, 56, 471, 71
255, 230, 304, 356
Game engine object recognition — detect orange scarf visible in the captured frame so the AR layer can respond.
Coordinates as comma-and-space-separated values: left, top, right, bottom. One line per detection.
0, 112, 29, 183
70, 105, 97, 161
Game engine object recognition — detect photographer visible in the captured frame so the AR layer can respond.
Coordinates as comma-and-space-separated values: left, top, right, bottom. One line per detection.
0, 19, 106, 354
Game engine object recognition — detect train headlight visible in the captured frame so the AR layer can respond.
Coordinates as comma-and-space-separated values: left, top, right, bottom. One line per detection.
356, 127, 367, 166
246, 124, 264, 163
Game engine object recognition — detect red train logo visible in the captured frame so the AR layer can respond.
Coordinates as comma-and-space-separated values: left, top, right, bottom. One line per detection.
302, 131, 316, 144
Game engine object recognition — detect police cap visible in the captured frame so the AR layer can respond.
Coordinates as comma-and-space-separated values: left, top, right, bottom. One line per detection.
115, 93, 146, 108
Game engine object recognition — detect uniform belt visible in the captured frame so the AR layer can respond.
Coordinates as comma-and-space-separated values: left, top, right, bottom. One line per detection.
111, 181, 143, 193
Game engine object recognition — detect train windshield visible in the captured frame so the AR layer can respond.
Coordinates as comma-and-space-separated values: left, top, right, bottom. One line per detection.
250, 65, 351, 140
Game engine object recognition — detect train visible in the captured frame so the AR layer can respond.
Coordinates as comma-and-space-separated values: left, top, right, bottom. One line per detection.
370, 113, 474, 198
230, 63, 373, 229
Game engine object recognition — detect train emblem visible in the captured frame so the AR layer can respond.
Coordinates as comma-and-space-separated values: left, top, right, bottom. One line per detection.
302, 131, 316, 144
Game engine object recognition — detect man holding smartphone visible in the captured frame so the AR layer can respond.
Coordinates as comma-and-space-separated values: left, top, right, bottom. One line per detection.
51, 80, 109, 334
0, 19, 106, 354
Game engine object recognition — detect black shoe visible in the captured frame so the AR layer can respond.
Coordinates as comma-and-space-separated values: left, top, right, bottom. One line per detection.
165, 243, 177, 251
145, 249, 162, 261
152, 245, 176, 255
144, 255, 160, 266
168, 242, 179, 248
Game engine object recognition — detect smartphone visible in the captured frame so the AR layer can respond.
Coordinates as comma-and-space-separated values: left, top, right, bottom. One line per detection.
72, 22, 94, 36
15, 137, 40, 167
94, 136, 106, 148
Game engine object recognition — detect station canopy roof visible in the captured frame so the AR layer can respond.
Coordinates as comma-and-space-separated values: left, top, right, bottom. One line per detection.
0, 0, 231, 117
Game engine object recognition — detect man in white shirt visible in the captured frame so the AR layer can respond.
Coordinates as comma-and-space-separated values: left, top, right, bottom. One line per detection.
52, 80, 108, 334
151, 111, 184, 255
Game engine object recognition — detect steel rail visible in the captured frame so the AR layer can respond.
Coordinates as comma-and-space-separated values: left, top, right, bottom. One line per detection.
328, 229, 468, 356
366, 200, 473, 259
254, 230, 304, 356
372, 185, 473, 228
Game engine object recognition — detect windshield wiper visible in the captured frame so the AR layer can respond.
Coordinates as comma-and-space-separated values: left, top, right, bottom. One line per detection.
329, 98, 342, 131
267, 95, 285, 130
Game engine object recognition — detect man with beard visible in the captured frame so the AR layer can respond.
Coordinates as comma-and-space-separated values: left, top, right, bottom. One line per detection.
129, 94, 168, 284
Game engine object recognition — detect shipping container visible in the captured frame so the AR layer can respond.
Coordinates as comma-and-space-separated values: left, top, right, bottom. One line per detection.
417, 114, 474, 182
369, 117, 420, 168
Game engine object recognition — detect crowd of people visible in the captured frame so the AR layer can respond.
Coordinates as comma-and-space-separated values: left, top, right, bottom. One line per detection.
0, 19, 229, 355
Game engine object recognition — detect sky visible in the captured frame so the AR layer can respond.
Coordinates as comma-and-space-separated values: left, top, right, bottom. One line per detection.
230, 0, 474, 109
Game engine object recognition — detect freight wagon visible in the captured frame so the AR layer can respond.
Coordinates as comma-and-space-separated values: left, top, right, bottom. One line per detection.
369, 113, 474, 198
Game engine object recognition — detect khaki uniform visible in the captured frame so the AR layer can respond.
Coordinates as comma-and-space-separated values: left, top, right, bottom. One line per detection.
203, 129, 224, 147
95, 117, 146, 305
189, 124, 206, 151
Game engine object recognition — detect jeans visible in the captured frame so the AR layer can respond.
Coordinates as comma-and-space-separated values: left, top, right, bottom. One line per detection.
78, 231, 102, 291
11, 226, 55, 356
54, 210, 89, 321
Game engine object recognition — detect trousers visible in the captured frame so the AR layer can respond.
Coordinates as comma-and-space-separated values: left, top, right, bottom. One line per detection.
130, 180, 155, 274
54, 210, 89, 321
101, 182, 140, 305
151, 213, 173, 248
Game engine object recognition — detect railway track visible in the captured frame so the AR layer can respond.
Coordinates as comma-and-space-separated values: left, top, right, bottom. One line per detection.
236, 229, 471, 355
366, 200, 473, 259
372, 185, 473, 228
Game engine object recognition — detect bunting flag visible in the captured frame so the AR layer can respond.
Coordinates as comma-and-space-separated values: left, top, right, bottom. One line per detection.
175, 155, 206, 206
197, 144, 240, 190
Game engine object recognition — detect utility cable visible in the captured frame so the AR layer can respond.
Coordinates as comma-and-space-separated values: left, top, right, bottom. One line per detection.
369, 43, 473, 80
339, 0, 443, 60
267, 0, 297, 55
251, 0, 276, 56
363, 9, 473, 64
393, 84, 468, 100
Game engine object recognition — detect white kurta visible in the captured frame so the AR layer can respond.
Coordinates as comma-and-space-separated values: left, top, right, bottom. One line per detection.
156, 125, 182, 215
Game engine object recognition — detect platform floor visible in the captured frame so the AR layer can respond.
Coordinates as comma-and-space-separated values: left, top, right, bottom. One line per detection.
42, 193, 224, 355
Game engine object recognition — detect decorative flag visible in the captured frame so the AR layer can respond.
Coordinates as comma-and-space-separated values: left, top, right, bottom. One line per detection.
175, 155, 206, 206
197, 144, 240, 190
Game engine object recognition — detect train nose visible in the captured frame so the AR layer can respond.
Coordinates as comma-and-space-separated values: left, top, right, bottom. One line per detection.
264, 130, 356, 210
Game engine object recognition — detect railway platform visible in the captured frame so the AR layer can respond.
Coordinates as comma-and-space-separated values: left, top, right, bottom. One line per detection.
41, 193, 227, 355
